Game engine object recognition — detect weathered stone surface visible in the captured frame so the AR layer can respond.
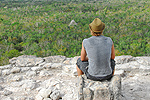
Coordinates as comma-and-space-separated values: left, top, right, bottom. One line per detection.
43, 63, 52, 69
39, 70, 53, 77
70, 56, 80, 65
93, 86, 110, 100
2, 89, 13, 96
121, 74, 150, 100
14, 96, 34, 100
3, 97, 13, 100
136, 57, 150, 66
43, 98, 52, 100
0, 55, 150, 100
8, 74, 23, 82
51, 63, 63, 69
5, 87, 21, 93
0, 65, 12, 70
9, 55, 44, 67
115, 63, 136, 71
0, 85, 3, 91
21, 80, 38, 90
78, 75, 84, 100
21, 67, 31, 73
41, 79, 61, 89
83, 88, 93, 100
10, 81, 24, 87
63, 58, 72, 65
38, 62, 46, 67
115, 55, 134, 64
43, 63, 63, 70
50, 90, 60, 100
78, 75, 121, 100
44, 55, 66, 63
2, 69, 10, 76
110, 75, 121, 100
0, 70, 2, 76
139, 65, 150, 72
35, 94, 44, 100
114, 70, 125, 77
0, 78, 4, 83
62, 65, 77, 77
38, 88, 52, 98
31, 66, 43, 71
10, 67, 21, 74
26, 71, 36, 77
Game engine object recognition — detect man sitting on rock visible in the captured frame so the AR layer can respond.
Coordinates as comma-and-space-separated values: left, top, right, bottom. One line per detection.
76, 18, 115, 81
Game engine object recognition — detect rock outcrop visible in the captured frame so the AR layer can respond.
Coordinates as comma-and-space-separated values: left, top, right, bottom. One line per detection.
0, 55, 149, 100
78, 75, 121, 100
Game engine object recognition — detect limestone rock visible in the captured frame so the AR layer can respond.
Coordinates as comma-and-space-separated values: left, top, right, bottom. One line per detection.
93, 86, 110, 100
63, 58, 72, 65
43, 63, 52, 69
9, 55, 44, 67
0, 78, 4, 83
50, 90, 60, 100
115, 55, 134, 64
0, 70, 2, 76
3, 97, 13, 100
38, 88, 52, 98
136, 57, 150, 66
0, 85, 3, 91
43, 63, 63, 69
115, 63, 134, 71
51, 63, 63, 69
78, 75, 121, 100
44, 55, 66, 63
110, 75, 121, 100
0, 64, 12, 70
21, 80, 38, 90
10, 81, 24, 87
2, 69, 10, 76
43, 98, 52, 100
35, 94, 44, 100
38, 62, 46, 67
21, 67, 31, 72
70, 56, 80, 65
121, 74, 150, 100
0, 55, 150, 100
42, 79, 61, 90
39, 70, 53, 77
2, 89, 13, 96
14, 96, 34, 100
10, 67, 21, 74
114, 70, 125, 77
4, 87, 21, 93
8, 74, 23, 82
62, 65, 77, 77
31, 66, 43, 71
26, 71, 36, 77
83, 88, 93, 100
78, 76, 84, 100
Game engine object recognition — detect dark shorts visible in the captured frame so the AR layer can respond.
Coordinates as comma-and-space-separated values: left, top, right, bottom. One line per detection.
76, 58, 115, 81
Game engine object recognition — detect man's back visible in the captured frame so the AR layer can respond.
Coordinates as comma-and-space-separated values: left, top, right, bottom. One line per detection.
83, 35, 113, 77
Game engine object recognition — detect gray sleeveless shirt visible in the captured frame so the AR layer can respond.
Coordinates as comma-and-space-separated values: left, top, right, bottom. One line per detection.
83, 35, 113, 77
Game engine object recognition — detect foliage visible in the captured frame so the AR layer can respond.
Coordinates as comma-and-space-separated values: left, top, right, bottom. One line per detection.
0, 0, 150, 65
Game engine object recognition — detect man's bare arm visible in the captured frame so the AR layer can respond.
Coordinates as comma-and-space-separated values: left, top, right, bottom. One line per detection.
111, 43, 115, 60
81, 42, 88, 61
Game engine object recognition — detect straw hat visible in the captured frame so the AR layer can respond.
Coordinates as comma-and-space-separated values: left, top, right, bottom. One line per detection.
89, 18, 105, 32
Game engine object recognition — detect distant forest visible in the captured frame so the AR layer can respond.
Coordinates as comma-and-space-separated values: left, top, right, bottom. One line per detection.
0, 0, 150, 65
